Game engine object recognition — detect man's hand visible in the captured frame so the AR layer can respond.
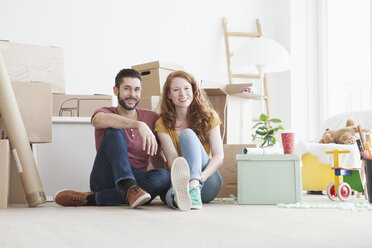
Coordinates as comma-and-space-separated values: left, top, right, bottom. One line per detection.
137, 121, 158, 155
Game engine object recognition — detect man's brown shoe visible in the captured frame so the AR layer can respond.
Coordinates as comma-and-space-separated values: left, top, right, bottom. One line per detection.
126, 185, 151, 208
54, 189, 93, 207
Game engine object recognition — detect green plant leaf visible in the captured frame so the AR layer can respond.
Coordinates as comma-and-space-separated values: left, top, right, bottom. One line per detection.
252, 122, 264, 129
268, 118, 281, 123
256, 130, 266, 136
259, 113, 268, 121
272, 136, 276, 144
262, 140, 267, 146
277, 125, 284, 130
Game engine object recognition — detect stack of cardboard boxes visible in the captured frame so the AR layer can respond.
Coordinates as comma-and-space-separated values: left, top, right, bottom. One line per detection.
132, 61, 184, 113
0, 41, 112, 208
0, 41, 56, 208
201, 81, 257, 198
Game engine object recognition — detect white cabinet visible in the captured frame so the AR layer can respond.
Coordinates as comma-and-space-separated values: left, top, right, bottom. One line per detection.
37, 117, 96, 200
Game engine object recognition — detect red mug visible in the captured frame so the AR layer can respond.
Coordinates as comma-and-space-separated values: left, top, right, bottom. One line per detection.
281, 132, 295, 154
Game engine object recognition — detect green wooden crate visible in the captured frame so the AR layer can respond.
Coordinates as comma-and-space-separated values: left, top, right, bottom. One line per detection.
237, 154, 302, 204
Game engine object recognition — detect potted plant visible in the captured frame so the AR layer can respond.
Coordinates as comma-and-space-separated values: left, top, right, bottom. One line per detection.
252, 113, 284, 146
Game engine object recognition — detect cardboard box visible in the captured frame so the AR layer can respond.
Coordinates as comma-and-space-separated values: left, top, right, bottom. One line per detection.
202, 83, 253, 144
0, 81, 52, 143
137, 96, 161, 113
216, 144, 256, 198
0, 139, 28, 206
0, 139, 10, 209
53, 94, 113, 117
237, 154, 302, 204
132, 61, 184, 97
0, 40, 65, 93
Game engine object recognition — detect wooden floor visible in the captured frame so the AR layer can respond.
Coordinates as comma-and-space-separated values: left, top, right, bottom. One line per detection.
1, 193, 372, 248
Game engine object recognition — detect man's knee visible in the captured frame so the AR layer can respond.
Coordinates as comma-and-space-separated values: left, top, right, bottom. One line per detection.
104, 128, 124, 136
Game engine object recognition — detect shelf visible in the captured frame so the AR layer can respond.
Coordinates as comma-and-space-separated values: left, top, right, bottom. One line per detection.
232, 92, 267, 100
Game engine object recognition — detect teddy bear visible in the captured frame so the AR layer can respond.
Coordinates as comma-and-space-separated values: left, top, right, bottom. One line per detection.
319, 119, 369, 145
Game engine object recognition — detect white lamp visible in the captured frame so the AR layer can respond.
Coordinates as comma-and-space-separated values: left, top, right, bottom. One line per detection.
232, 37, 291, 113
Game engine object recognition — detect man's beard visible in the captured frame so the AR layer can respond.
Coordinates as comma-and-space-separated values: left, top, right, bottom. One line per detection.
118, 92, 139, 110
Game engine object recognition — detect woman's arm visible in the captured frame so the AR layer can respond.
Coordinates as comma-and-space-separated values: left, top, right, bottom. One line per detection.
201, 125, 224, 181
157, 132, 179, 169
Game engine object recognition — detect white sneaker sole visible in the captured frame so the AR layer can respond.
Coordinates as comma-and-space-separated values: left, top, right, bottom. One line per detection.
171, 157, 191, 211
130, 193, 151, 208
191, 204, 202, 210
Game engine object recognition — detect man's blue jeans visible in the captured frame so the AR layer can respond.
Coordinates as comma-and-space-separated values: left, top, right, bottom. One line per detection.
90, 128, 171, 206
165, 129, 223, 208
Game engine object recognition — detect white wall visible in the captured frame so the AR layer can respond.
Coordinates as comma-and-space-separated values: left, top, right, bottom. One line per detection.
290, 0, 325, 141
0, 0, 292, 131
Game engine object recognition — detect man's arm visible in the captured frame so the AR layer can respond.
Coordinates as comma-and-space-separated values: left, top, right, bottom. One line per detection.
92, 112, 157, 155
92, 112, 139, 129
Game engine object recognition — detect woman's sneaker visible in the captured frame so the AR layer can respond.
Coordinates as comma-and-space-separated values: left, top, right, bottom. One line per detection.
189, 186, 202, 210
171, 157, 191, 211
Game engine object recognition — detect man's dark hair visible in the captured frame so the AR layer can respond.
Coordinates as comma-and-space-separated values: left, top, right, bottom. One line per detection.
115, 69, 142, 88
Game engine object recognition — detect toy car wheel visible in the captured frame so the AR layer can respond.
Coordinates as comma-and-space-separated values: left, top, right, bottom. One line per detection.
327, 182, 337, 201
337, 183, 352, 201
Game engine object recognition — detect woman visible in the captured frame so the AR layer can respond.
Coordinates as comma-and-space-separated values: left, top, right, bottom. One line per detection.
155, 71, 224, 210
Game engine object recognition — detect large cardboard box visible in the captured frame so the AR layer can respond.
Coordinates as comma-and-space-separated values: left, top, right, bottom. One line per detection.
53, 94, 113, 117
132, 61, 184, 97
0, 81, 52, 143
202, 83, 253, 144
0, 40, 65, 93
137, 96, 161, 113
237, 154, 301, 204
217, 144, 256, 198
0, 139, 10, 209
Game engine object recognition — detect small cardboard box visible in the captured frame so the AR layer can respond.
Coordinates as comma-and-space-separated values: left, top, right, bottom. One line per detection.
132, 61, 184, 97
0, 40, 65, 93
53, 94, 113, 117
0, 139, 10, 209
0, 81, 52, 143
216, 144, 256, 198
137, 96, 161, 113
237, 154, 302, 204
202, 83, 253, 144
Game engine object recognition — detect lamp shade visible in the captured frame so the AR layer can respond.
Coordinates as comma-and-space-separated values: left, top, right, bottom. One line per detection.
232, 37, 291, 73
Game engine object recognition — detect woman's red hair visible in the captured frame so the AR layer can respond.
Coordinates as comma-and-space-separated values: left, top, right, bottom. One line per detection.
160, 71, 217, 144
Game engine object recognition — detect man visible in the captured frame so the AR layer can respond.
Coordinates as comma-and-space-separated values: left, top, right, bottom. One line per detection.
55, 69, 170, 208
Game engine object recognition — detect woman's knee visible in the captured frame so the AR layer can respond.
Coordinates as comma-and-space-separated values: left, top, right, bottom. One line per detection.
179, 128, 197, 140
